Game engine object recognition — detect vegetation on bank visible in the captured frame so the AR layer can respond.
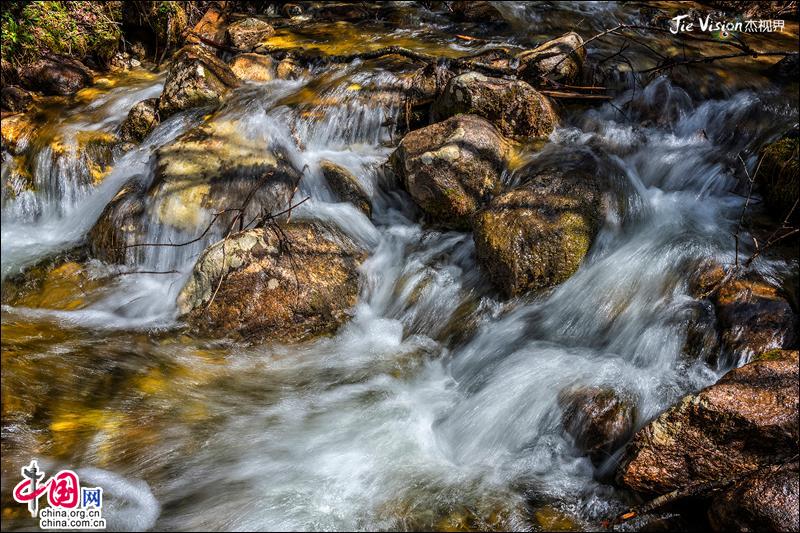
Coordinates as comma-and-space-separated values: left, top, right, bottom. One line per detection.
1, 1, 123, 67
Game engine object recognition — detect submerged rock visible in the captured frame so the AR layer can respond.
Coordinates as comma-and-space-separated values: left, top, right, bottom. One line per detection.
1, 85, 33, 113
320, 160, 371, 216
758, 133, 799, 221
560, 386, 636, 465
227, 18, 274, 51
389, 114, 509, 229
472, 168, 609, 297
18, 54, 93, 96
432, 72, 556, 141
119, 98, 159, 143
229, 53, 275, 82
517, 32, 586, 85
178, 223, 366, 343
708, 462, 799, 533
158, 45, 240, 118
617, 349, 799, 495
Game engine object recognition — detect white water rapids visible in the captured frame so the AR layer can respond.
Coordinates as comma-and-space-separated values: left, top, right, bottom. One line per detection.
2, 3, 798, 531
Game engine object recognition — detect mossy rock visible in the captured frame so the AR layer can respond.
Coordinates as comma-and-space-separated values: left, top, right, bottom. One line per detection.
389, 114, 510, 229
178, 222, 367, 343
473, 168, 609, 297
758, 134, 799, 221
432, 72, 557, 140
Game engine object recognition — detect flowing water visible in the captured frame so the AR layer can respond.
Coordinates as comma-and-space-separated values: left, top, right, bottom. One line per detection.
2, 3, 798, 531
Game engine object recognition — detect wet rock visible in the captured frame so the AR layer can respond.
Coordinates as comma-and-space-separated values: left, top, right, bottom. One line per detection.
617, 349, 799, 495
758, 133, 799, 221
227, 18, 275, 51
229, 53, 275, 82
433, 72, 556, 140
389, 114, 509, 229
472, 168, 609, 297
321, 160, 371, 216
716, 277, 798, 361
0, 114, 37, 155
708, 462, 800, 533
177, 222, 366, 343
1, 86, 33, 113
688, 264, 798, 362
560, 386, 636, 465
449, 1, 506, 23
90, 119, 298, 262
275, 58, 304, 80
282, 3, 303, 18
18, 54, 93, 96
517, 32, 586, 85
186, 3, 228, 49
119, 98, 159, 143
158, 45, 240, 119
150, 120, 297, 232
89, 181, 147, 263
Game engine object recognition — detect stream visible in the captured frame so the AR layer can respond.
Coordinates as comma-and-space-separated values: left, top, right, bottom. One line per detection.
2, 2, 798, 531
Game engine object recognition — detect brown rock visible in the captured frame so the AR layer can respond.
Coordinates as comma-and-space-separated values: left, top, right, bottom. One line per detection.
758, 133, 799, 222
617, 350, 799, 495
449, 1, 506, 23
226, 18, 274, 51
433, 72, 556, 140
229, 53, 274, 82
275, 58, 304, 80
389, 114, 509, 229
1, 85, 33, 113
517, 32, 586, 85
715, 276, 798, 361
158, 45, 240, 118
18, 54, 93, 96
708, 463, 800, 533
120, 98, 159, 143
186, 3, 228, 49
320, 160, 371, 216
178, 223, 366, 343
560, 387, 636, 464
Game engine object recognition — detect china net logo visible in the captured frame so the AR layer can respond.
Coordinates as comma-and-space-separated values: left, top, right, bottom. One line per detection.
12, 460, 106, 530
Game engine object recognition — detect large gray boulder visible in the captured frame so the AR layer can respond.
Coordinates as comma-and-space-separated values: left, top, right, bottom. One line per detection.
389, 114, 510, 229
432, 72, 557, 140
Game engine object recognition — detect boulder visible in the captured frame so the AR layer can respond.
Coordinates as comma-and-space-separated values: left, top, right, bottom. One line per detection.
226, 18, 274, 50
715, 276, 798, 361
559, 387, 636, 465
320, 160, 371, 216
708, 463, 799, 533
18, 54, 93, 96
89, 182, 147, 264
275, 58, 304, 80
185, 3, 227, 49
1, 85, 33, 113
449, 1, 506, 23
158, 45, 240, 118
229, 53, 274, 82
119, 98, 159, 143
472, 168, 609, 297
389, 114, 509, 229
432, 72, 556, 140
177, 222, 366, 343
758, 133, 799, 221
90, 119, 297, 262
517, 32, 586, 85
617, 350, 799, 495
